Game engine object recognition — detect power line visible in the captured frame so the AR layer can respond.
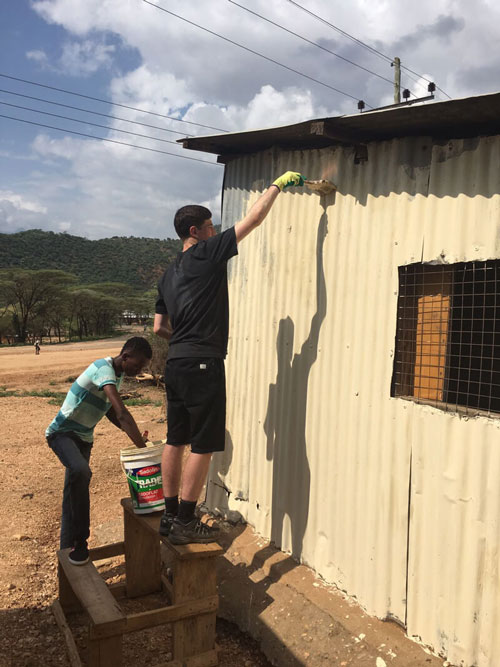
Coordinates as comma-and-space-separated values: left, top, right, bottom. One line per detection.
227, 0, 394, 87
0, 113, 221, 165
284, 0, 452, 100
398, 63, 451, 99
141, 0, 371, 107
285, 0, 391, 64
0, 73, 229, 132
0, 100, 181, 145
0, 87, 193, 137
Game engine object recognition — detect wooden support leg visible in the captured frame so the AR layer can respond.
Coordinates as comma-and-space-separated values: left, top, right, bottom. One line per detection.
88, 631, 122, 667
172, 558, 218, 661
51, 600, 83, 667
124, 507, 162, 598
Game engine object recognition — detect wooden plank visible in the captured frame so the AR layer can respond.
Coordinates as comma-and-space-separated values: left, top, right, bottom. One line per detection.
118, 595, 218, 636
88, 632, 122, 667
121, 498, 223, 560
89, 542, 125, 561
58, 560, 82, 613
173, 559, 218, 661
108, 582, 127, 600
124, 503, 162, 597
158, 649, 219, 667
162, 540, 224, 561
414, 294, 450, 400
183, 650, 219, 667
161, 573, 173, 601
51, 600, 83, 667
173, 559, 217, 603
57, 548, 126, 633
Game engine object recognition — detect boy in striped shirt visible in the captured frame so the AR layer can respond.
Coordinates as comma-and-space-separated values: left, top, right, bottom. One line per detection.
46, 337, 152, 565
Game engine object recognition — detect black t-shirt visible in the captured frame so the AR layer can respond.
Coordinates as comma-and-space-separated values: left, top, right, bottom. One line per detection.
155, 227, 238, 359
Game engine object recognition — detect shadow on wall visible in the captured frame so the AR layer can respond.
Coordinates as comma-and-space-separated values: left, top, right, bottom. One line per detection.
206, 429, 239, 521
264, 206, 328, 559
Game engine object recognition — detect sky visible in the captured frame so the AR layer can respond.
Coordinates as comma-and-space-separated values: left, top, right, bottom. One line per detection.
1, 0, 500, 240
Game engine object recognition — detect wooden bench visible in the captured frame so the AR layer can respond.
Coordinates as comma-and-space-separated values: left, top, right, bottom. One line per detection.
52, 498, 223, 667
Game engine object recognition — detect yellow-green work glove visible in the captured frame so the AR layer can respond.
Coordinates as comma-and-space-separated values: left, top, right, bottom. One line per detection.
272, 171, 305, 191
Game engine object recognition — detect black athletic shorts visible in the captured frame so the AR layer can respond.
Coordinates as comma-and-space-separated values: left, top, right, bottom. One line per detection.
164, 357, 226, 454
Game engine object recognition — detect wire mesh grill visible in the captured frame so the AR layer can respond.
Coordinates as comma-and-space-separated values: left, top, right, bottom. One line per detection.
392, 260, 500, 416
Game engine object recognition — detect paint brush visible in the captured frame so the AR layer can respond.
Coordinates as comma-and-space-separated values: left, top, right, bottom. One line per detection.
304, 179, 337, 195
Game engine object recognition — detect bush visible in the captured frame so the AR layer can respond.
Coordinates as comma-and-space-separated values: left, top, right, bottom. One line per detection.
147, 331, 169, 380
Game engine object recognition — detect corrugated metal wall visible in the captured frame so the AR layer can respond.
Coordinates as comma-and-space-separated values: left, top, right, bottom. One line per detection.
207, 135, 500, 667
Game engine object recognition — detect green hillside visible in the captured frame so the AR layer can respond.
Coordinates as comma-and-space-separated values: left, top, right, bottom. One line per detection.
0, 229, 181, 288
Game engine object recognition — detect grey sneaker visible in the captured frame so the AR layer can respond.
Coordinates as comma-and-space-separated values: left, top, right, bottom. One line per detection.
159, 512, 176, 537
168, 518, 220, 545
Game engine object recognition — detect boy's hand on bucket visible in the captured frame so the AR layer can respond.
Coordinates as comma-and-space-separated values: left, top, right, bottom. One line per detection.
272, 171, 305, 191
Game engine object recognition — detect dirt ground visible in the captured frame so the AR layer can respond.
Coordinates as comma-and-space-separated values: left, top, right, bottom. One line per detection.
0, 336, 271, 667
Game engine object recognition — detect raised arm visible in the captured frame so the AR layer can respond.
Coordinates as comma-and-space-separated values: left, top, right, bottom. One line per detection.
234, 171, 304, 244
102, 384, 147, 448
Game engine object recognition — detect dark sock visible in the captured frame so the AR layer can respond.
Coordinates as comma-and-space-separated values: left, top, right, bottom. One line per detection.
164, 495, 179, 515
177, 499, 197, 524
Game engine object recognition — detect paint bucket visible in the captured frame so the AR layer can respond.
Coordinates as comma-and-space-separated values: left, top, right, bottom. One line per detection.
120, 442, 165, 514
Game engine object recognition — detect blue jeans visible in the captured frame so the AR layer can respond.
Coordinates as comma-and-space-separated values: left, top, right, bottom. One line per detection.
47, 432, 93, 549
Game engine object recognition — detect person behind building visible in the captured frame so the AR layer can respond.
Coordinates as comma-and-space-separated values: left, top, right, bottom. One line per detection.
154, 171, 304, 545
46, 336, 153, 565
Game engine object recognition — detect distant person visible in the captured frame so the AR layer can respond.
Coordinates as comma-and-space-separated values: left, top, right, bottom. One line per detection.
46, 337, 152, 565
34, 339, 41, 355
154, 171, 304, 545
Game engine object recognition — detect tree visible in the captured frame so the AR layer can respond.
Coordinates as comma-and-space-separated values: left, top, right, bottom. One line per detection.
0, 311, 15, 344
126, 290, 156, 324
68, 288, 123, 339
0, 269, 77, 342
36, 290, 72, 342
147, 329, 169, 381
0, 229, 181, 288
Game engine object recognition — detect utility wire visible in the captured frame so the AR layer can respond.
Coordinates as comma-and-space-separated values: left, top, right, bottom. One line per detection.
142, 0, 371, 107
227, 0, 394, 87
0, 73, 229, 132
286, 0, 392, 64
0, 113, 221, 165
0, 100, 181, 145
0, 88, 193, 137
285, 0, 452, 100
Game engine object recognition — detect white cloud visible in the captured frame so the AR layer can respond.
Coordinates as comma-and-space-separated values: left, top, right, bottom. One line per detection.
0, 191, 47, 214
60, 39, 115, 76
109, 65, 193, 117
0, 194, 49, 233
25, 129, 223, 239
32, 134, 82, 161
3, 0, 499, 240
26, 49, 50, 66
26, 38, 115, 76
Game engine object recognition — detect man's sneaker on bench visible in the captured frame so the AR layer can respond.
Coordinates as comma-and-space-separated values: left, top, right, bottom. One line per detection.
159, 512, 176, 537
168, 517, 220, 545
68, 541, 89, 565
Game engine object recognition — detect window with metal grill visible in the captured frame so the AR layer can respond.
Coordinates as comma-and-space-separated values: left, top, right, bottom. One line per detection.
391, 260, 500, 416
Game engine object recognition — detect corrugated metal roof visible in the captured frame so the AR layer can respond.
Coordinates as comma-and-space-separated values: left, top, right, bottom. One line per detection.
180, 91, 500, 157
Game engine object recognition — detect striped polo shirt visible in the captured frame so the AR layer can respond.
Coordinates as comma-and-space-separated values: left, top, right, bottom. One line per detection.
46, 357, 123, 443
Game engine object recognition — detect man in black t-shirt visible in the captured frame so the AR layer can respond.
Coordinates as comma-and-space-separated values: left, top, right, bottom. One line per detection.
154, 171, 304, 544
